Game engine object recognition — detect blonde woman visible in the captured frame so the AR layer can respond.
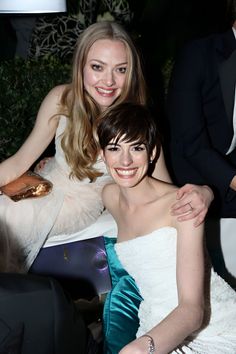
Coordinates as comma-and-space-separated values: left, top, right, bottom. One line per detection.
0, 22, 213, 273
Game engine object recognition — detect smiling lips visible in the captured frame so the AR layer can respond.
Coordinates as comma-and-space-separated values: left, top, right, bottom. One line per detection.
115, 168, 137, 178
96, 87, 116, 96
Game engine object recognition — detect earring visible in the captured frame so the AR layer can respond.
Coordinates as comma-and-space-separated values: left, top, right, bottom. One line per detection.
149, 159, 153, 164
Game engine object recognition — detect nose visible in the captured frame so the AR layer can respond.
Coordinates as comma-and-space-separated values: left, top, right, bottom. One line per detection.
103, 70, 115, 87
120, 150, 133, 166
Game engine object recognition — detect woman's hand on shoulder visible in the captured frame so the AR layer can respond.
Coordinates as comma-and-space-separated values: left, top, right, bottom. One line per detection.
170, 184, 214, 227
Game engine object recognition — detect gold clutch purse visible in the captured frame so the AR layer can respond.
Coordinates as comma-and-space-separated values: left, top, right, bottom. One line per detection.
0, 171, 53, 202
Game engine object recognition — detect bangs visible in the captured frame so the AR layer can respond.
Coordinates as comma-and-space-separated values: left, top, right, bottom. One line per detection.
97, 102, 161, 160
110, 128, 147, 147
99, 118, 150, 150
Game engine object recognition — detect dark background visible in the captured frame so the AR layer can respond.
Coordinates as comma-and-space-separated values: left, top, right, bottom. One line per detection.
0, 0, 230, 62
0, 0, 232, 162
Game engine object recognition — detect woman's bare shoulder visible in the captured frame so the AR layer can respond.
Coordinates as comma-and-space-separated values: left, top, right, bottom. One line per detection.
48, 84, 68, 100
38, 84, 69, 118
154, 179, 178, 199
161, 183, 205, 235
152, 180, 180, 226
102, 183, 119, 197
102, 183, 119, 206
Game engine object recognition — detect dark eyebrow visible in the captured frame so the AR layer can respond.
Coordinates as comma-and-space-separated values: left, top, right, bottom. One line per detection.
130, 142, 145, 146
107, 142, 120, 147
107, 141, 145, 147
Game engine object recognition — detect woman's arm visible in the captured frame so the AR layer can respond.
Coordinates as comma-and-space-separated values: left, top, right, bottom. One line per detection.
120, 220, 205, 354
0, 85, 65, 187
152, 148, 214, 226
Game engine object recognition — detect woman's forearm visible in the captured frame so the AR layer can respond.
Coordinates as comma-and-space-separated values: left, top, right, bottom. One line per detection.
0, 155, 25, 187
146, 303, 204, 354
120, 303, 204, 354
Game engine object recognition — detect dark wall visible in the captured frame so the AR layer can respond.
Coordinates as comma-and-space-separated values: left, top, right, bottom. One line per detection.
0, 0, 229, 61
128, 0, 230, 141
132, 0, 229, 63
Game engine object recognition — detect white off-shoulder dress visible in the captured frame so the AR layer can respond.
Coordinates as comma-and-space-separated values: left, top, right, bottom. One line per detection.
0, 116, 116, 272
115, 227, 236, 353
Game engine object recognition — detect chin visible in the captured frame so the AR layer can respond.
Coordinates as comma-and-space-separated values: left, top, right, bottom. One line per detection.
115, 179, 139, 188
96, 93, 119, 106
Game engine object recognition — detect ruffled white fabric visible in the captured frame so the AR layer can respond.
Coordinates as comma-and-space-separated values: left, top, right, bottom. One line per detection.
0, 116, 113, 272
115, 227, 236, 353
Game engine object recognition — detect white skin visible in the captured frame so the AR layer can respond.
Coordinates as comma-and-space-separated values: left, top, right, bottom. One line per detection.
83, 39, 128, 111
101, 138, 205, 354
0, 38, 213, 224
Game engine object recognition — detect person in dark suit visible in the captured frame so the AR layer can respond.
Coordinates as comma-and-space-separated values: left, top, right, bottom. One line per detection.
167, 0, 236, 285
0, 273, 87, 354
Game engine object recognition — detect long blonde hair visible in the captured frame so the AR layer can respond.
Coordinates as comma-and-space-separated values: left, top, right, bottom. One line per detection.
60, 21, 147, 181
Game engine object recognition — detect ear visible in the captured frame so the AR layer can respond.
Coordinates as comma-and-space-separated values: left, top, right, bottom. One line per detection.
150, 147, 157, 163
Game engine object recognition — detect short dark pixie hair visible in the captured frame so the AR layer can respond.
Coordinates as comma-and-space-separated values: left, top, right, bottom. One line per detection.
97, 102, 161, 161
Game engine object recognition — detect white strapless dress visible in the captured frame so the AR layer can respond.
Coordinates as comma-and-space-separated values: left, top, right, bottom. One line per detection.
115, 227, 236, 353
0, 116, 115, 272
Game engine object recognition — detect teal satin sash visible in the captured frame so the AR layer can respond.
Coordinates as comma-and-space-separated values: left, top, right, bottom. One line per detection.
103, 237, 142, 354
